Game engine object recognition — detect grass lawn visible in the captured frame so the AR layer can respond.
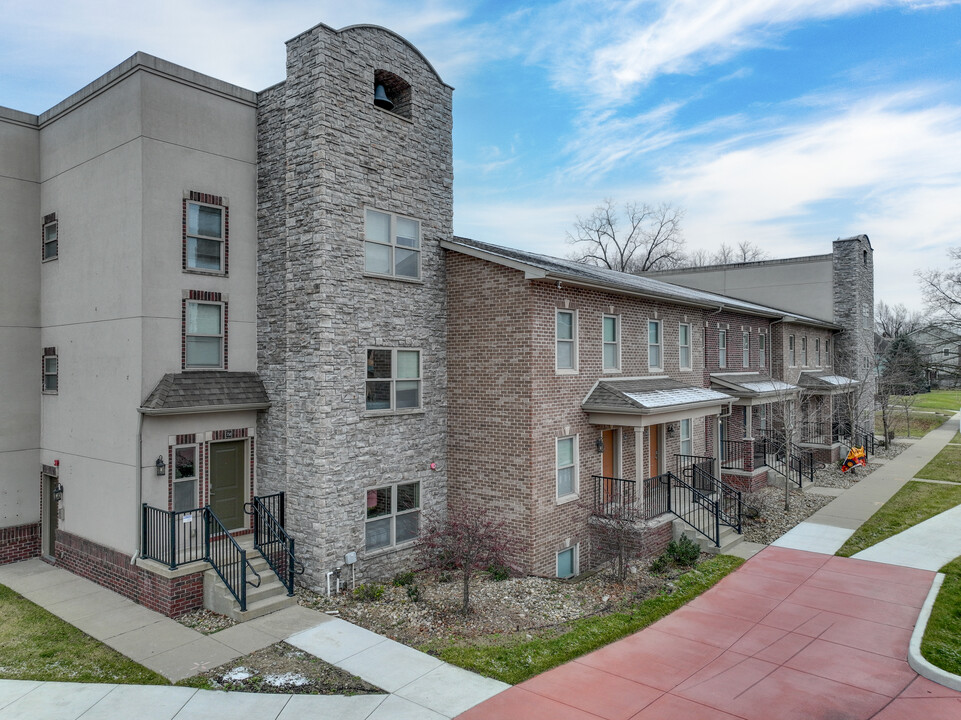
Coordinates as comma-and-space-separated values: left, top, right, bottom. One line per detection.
921, 556, 961, 676
0, 584, 169, 684
422, 555, 743, 685
875, 409, 952, 439
836, 482, 961, 557
893, 389, 961, 412
917, 444, 961, 483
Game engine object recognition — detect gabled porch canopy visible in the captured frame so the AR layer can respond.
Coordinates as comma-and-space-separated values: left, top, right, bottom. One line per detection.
582, 376, 734, 427
710, 372, 799, 405
797, 371, 859, 396
139, 371, 271, 415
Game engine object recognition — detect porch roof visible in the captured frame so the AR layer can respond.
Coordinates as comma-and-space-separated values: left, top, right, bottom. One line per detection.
710, 372, 798, 399
797, 371, 859, 394
139, 371, 271, 415
582, 377, 734, 416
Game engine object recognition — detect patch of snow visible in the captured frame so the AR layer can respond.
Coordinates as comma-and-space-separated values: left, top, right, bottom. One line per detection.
265, 672, 310, 687
222, 667, 253, 682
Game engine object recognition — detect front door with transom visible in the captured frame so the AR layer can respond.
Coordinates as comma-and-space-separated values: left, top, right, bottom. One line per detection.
601, 429, 620, 501
648, 424, 661, 477
209, 440, 246, 530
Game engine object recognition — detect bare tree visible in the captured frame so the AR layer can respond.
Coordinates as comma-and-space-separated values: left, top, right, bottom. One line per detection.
920, 248, 961, 330
583, 494, 653, 584
765, 382, 807, 511
567, 199, 686, 273
678, 241, 769, 268
875, 300, 923, 339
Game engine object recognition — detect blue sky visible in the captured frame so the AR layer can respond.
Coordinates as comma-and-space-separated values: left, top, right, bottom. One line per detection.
3, 1, 961, 309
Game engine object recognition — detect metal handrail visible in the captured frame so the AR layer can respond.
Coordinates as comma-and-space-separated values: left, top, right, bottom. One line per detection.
141, 504, 205, 570
720, 440, 749, 471
591, 475, 637, 521
246, 493, 304, 596
691, 465, 742, 533
205, 507, 260, 612
667, 471, 720, 547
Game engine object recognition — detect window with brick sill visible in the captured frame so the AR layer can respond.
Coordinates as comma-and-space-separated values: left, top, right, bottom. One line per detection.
557, 310, 578, 372
789, 335, 796, 366
678, 323, 692, 370
366, 348, 421, 412
365, 481, 420, 551
556, 435, 578, 499
365, 208, 421, 280
742, 331, 750, 367
759, 334, 767, 369
184, 300, 225, 369
184, 195, 227, 274
648, 320, 662, 371
603, 315, 620, 371
718, 330, 727, 369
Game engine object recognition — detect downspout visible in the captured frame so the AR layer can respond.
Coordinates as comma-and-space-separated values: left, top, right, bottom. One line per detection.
132, 411, 144, 564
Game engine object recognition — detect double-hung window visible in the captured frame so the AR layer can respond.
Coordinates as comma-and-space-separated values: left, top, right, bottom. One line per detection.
186, 201, 225, 272
648, 320, 662, 371
801, 337, 808, 366
742, 332, 750, 367
679, 323, 692, 370
556, 310, 577, 371
365, 482, 420, 550
759, 334, 766, 369
365, 209, 421, 279
680, 418, 692, 456
815, 338, 821, 366
602, 315, 620, 371
718, 330, 727, 368
42, 348, 58, 393
173, 446, 198, 512
789, 335, 796, 366
366, 349, 421, 411
42, 214, 58, 262
556, 436, 578, 499
825, 339, 831, 366
185, 301, 224, 368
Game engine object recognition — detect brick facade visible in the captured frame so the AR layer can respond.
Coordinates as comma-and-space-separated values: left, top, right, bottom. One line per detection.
0, 522, 40, 565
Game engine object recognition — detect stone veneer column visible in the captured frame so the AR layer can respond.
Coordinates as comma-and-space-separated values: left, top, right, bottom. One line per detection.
832, 235, 876, 425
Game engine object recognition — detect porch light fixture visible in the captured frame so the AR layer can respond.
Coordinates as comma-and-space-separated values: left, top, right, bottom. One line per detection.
667, 424, 676, 437
595, 437, 604, 453
155, 456, 167, 476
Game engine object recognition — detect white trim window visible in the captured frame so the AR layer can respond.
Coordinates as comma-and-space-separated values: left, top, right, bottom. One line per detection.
602, 315, 620, 371
186, 201, 224, 272
679, 323, 692, 370
680, 418, 692, 456
365, 481, 421, 551
742, 331, 750, 368
557, 545, 579, 579
173, 445, 198, 512
364, 208, 421, 280
759, 334, 767, 369
825, 339, 831, 366
789, 335, 796, 366
365, 348, 421, 412
815, 338, 821, 366
801, 337, 808, 366
42, 216, 58, 262
556, 435, 578, 499
718, 330, 727, 369
648, 320, 662, 371
42, 349, 58, 393
185, 301, 224, 368
556, 310, 577, 372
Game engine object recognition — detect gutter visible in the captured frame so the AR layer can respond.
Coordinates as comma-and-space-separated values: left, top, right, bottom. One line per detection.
138, 402, 271, 416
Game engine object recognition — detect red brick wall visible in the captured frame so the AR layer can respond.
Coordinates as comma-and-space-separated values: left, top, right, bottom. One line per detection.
0, 523, 40, 565
702, 311, 772, 380
55, 530, 204, 617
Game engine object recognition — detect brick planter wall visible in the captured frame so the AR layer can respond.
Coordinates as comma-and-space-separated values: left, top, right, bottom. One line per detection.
55, 531, 204, 617
721, 470, 769, 494
0, 523, 40, 565
586, 515, 673, 572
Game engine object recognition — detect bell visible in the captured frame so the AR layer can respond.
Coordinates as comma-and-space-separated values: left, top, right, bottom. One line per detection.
374, 84, 394, 110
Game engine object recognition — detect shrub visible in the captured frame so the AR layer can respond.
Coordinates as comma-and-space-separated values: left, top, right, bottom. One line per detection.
406, 584, 421, 603
392, 571, 416, 587
486, 563, 512, 582
649, 555, 669, 573
353, 583, 385, 602
666, 536, 701, 566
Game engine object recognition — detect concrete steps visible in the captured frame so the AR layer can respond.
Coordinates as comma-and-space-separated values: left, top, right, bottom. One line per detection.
673, 519, 744, 555
203, 534, 296, 622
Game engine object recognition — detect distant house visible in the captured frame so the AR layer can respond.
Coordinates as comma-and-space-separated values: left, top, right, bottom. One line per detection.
908, 325, 961, 388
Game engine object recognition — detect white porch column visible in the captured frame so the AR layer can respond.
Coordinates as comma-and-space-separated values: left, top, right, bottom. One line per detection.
635, 427, 644, 511
744, 403, 753, 440
715, 414, 722, 479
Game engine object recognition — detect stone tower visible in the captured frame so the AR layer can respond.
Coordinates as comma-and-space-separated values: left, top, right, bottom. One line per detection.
832, 234, 875, 423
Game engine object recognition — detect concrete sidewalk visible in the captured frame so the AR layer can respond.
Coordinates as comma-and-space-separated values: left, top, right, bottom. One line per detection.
772, 412, 959, 555
0, 559, 506, 719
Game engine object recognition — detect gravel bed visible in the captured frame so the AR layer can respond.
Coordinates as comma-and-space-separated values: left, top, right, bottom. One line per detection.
740, 488, 834, 544
810, 441, 907, 490
178, 608, 236, 634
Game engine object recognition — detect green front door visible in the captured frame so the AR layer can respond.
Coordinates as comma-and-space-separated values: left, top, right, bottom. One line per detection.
209, 440, 246, 530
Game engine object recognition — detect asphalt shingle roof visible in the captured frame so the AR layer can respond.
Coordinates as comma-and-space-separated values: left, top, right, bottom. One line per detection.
797, 371, 858, 391
140, 372, 270, 414
710, 372, 798, 397
583, 377, 733, 414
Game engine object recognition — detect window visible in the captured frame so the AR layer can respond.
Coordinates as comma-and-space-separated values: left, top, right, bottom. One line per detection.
648, 320, 662, 370
718, 330, 727, 368
185, 201, 225, 272
42, 214, 58, 261
801, 337, 808, 366
759, 404, 767, 431
366, 349, 421, 411
556, 436, 578, 498
364, 209, 420, 280
365, 482, 420, 551
557, 545, 579, 579
185, 301, 224, 368
825, 339, 831, 366
815, 338, 821, 366
173, 446, 198, 512
556, 310, 577, 371
680, 418, 692, 456
742, 332, 750, 367
42, 348, 57, 393
759, 334, 766, 368
789, 335, 796, 366
602, 315, 620, 371
679, 323, 692, 370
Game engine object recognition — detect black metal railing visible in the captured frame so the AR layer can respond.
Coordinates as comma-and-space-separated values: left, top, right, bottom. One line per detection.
205, 508, 260, 612
789, 449, 816, 486
801, 421, 833, 445
247, 492, 303, 596
720, 440, 749, 471
668, 470, 721, 547
592, 476, 637, 521
644, 473, 672, 519
855, 425, 876, 456
690, 464, 742, 534
675, 454, 714, 491
753, 439, 767, 469
141, 504, 205, 570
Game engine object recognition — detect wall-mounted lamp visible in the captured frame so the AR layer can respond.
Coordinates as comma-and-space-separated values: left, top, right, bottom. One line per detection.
53, 483, 63, 502
155, 456, 167, 476
596, 437, 605, 453
667, 424, 677, 438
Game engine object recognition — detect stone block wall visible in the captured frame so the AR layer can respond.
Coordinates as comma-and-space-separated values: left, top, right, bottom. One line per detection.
833, 235, 876, 424
256, 24, 452, 587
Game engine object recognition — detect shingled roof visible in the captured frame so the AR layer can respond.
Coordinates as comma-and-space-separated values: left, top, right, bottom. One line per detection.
710, 372, 798, 398
583, 377, 733, 415
797, 371, 859, 393
140, 372, 270, 415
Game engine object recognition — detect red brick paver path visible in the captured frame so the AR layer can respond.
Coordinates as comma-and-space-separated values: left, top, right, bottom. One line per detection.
457, 546, 961, 719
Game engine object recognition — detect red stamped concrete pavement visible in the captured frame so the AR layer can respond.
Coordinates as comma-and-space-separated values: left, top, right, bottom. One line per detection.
456, 546, 961, 720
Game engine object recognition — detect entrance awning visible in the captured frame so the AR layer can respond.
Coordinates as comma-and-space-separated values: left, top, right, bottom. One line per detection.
710, 372, 798, 402
139, 371, 271, 415
797, 371, 859, 395
582, 377, 733, 427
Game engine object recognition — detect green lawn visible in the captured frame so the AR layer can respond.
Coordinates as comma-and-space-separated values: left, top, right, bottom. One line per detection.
893, 389, 961, 412
836, 482, 961, 557
422, 555, 743, 685
0, 584, 169, 684
875, 409, 952, 439
917, 444, 961, 483
921, 556, 961, 676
